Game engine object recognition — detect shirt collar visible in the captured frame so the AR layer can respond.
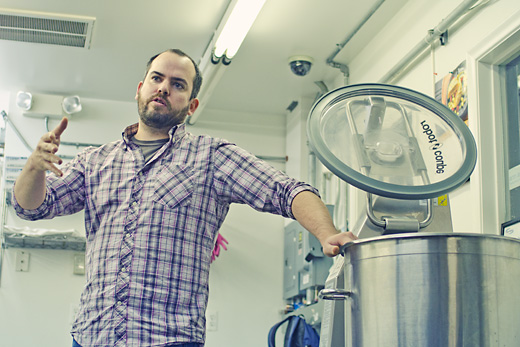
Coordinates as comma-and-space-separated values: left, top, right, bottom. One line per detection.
122, 123, 186, 146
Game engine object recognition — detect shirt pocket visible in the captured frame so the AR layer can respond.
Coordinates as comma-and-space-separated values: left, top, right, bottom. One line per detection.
153, 165, 194, 209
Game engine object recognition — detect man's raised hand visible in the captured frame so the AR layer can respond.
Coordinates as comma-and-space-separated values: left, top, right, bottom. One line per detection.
29, 117, 69, 177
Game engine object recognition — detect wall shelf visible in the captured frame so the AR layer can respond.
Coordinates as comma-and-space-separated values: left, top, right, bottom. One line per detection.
4, 233, 86, 251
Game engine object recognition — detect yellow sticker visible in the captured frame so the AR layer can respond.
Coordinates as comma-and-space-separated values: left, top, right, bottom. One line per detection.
438, 195, 448, 206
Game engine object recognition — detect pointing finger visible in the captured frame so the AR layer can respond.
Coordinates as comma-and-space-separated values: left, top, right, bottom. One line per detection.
53, 117, 68, 137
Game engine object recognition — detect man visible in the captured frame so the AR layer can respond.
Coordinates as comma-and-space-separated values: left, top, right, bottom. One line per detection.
13, 49, 356, 347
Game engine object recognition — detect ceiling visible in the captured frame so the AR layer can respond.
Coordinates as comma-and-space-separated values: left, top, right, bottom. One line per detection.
0, 0, 409, 121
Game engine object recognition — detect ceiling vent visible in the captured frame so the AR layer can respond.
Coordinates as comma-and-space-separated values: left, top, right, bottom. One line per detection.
0, 8, 95, 49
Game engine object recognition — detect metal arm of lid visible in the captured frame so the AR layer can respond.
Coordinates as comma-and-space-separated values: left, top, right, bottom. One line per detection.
366, 193, 434, 232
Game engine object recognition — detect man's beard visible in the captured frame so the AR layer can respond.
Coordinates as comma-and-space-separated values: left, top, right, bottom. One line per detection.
137, 92, 190, 129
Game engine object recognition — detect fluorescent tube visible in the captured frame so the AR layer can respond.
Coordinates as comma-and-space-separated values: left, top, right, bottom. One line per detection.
213, 0, 267, 59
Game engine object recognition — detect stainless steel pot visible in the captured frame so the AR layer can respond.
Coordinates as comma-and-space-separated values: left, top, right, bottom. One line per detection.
320, 233, 520, 347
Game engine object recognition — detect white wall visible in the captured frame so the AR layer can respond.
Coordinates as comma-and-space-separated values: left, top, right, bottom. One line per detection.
334, 0, 520, 234
0, 249, 87, 346
0, 93, 288, 347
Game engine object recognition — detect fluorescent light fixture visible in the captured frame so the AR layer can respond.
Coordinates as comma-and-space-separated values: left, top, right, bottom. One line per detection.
16, 91, 32, 111
189, 0, 266, 125
62, 95, 82, 114
213, 0, 267, 60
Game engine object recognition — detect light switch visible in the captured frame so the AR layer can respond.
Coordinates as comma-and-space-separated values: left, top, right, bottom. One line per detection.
15, 250, 30, 272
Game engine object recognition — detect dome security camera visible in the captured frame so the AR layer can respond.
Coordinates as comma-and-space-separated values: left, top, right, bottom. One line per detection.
288, 56, 313, 76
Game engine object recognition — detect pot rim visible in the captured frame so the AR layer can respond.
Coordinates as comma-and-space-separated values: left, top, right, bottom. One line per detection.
340, 232, 520, 255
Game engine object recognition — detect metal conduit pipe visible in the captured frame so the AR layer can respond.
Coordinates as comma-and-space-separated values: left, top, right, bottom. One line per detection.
45, 117, 287, 162
2, 111, 285, 162
44, 116, 100, 148
1, 110, 33, 153
1, 111, 76, 160
379, 0, 481, 84
255, 155, 286, 162
309, 151, 318, 188
326, 0, 386, 84
321, 2, 388, 225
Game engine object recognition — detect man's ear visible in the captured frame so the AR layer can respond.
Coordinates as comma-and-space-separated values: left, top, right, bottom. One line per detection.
187, 98, 200, 116
135, 81, 143, 100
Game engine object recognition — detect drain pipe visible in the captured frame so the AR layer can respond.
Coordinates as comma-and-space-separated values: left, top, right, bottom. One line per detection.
379, 0, 482, 84
326, 0, 386, 85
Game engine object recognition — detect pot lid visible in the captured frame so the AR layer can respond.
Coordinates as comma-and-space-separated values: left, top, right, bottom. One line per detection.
307, 84, 477, 200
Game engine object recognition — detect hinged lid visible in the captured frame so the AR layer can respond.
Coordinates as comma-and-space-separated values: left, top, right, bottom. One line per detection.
307, 84, 476, 199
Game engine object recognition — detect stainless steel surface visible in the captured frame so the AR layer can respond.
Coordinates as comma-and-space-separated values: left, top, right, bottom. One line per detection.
324, 233, 520, 347
365, 193, 433, 231
355, 194, 453, 239
320, 257, 347, 347
318, 288, 352, 300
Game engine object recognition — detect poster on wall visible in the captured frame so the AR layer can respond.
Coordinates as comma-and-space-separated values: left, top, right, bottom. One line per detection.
435, 61, 468, 125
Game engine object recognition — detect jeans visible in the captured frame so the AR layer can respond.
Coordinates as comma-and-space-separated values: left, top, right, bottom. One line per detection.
73, 339, 203, 347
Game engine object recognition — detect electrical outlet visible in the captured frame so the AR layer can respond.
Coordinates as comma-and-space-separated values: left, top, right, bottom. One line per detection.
15, 251, 30, 272
207, 311, 218, 331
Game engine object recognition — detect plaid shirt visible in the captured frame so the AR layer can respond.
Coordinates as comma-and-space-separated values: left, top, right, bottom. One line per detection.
13, 123, 317, 347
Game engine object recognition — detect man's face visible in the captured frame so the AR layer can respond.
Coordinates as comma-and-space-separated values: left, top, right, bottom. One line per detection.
135, 52, 199, 129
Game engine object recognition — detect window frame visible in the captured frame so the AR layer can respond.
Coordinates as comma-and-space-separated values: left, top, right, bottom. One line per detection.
467, 9, 520, 234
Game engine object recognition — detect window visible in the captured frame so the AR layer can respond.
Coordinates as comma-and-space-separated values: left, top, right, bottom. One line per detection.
505, 55, 520, 222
